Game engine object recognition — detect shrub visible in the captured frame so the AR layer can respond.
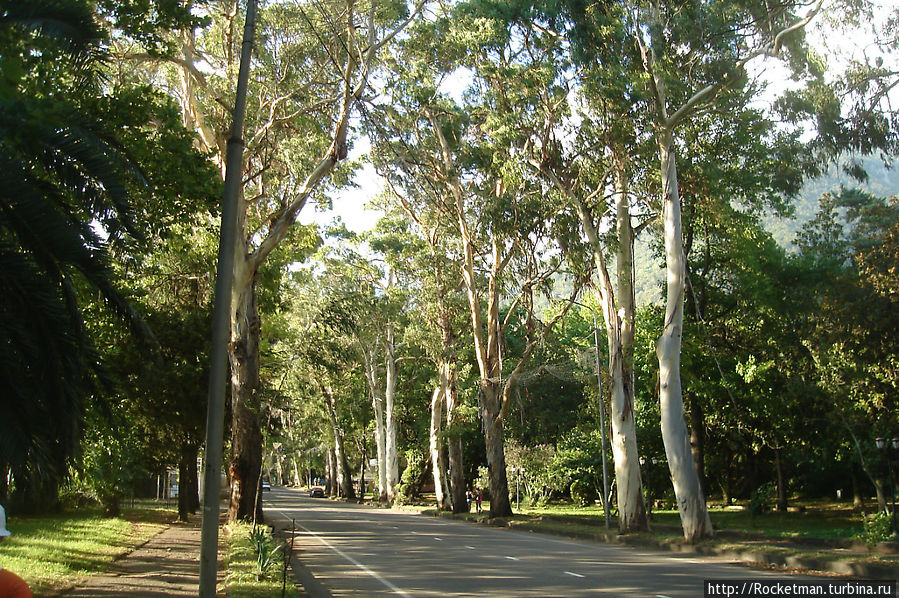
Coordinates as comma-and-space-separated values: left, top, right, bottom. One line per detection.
857, 512, 892, 546
570, 478, 597, 507
749, 482, 776, 516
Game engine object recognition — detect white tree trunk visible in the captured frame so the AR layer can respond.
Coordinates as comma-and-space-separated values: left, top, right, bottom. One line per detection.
385, 323, 400, 502
363, 346, 389, 501
609, 164, 649, 531
657, 131, 713, 541
430, 385, 449, 509
558, 161, 648, 532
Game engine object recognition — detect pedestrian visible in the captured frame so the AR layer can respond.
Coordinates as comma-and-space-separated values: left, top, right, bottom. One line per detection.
466, 489, 472, 512
475, 488, 482, 513
0, 505, 32, 598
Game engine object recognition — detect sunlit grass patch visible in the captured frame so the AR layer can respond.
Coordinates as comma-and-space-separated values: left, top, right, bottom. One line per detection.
0, 505, 172, 594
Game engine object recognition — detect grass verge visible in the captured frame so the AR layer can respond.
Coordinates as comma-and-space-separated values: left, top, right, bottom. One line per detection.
0, 504, 172, 595
223, 521, 298, 598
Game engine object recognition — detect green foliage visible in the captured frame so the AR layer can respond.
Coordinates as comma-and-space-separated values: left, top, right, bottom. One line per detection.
749, 482, 777, 516
395, 449, 427, 505
569, 478, 597, 508
226, 521, 297, 596
551, 429, 604, 501
248, 526, 283, 581
857, 511, 893, 546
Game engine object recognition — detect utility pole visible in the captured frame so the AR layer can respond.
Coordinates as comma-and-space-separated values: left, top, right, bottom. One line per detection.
198, 1, 258, 595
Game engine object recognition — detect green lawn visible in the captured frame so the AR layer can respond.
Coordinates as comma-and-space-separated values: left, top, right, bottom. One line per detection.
519, 500, 871, 539
0, 505, 171, 595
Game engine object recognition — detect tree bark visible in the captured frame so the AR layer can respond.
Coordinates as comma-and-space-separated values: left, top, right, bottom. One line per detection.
775, 448, 787, 512
609, 162, 649, 532
557, 158, 648, 532
363, 347, 388, 501
656, 130, 714, 541
443, 359, 468, 514
178, 443, 201, 521
480, 383, 512, 517
429, 385, 450, 509
228, 272, 263, 522
385, 323, 399, 501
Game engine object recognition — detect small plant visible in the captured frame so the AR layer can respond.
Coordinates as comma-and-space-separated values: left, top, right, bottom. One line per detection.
249, 525, 283, 581
857, 511, 892, 546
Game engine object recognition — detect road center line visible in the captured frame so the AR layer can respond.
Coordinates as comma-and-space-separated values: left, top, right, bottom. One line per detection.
272, 508, 412, 598
505, 556, 519, 561
564, 571, 585, 578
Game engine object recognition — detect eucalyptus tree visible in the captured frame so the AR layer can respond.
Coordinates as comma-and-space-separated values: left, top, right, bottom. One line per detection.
364, 207, 470, 510
478, 0, 657, 531
318, 229, 417, 503
122, 0, 428, 520
599, 0, 829, 540
369, 2, 583, 517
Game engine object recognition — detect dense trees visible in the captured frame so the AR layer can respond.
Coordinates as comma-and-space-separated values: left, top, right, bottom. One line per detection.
4, 0, 897, 548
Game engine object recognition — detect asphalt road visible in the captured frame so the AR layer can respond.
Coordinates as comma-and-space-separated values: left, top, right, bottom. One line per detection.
264, 487, 816, 598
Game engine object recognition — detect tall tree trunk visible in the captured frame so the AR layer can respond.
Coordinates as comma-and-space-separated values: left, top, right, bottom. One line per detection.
443, 360, 467, 514
335, 434, 355, 499
558, 158, 648, 532
656, 130, 713, 541
357, 441, 367, 498
608, 162, 649, 532
323, 385, 354, 498
480, 383, 512, 517
228, 271, 263, 522
292, 457, 302, 486
363, 349, 389, 501
179, 444, 201, 521
326, 444, 337, 497
432, 113, 513, 518
385, 324, 399, 502
430, 385, 450, 509
775, 448, 787, 512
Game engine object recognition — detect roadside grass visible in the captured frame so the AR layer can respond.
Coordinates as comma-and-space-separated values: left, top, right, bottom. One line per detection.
0, 503, 172, 595
224, 521, 298, 598
463, 499, 874, 541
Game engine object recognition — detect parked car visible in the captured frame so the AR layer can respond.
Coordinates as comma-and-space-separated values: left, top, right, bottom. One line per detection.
261, 480, 271, 491
309, 487, 325, 498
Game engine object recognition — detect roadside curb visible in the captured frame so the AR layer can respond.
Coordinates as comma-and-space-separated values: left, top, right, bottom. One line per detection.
422, 509, 899, 579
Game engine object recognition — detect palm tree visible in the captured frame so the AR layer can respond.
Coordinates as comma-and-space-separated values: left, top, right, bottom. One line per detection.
0, 0, 149, 510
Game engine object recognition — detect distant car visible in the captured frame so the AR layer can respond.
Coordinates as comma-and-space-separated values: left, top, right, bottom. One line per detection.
309, 487, 325, 498
261, 481, 271, 491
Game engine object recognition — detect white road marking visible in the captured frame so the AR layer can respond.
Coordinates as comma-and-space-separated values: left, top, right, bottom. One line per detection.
434, 537, 443, 541
564, 571, 585, 578
272, 508, 412, 598
465, 546, 476, 550
505, 556, 519, 561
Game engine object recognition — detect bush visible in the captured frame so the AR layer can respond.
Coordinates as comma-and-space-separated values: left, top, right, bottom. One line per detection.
394, 449, 426, 505
570, 478, 597, 507
749, 482, 776, 516
857, 512, 893, 545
